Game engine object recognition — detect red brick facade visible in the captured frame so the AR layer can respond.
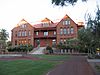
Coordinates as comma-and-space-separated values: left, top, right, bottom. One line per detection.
11, 14, 84, 47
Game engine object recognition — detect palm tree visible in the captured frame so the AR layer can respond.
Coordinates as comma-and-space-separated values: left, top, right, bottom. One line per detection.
0, 29, 9, 53
0, 29, 9, 41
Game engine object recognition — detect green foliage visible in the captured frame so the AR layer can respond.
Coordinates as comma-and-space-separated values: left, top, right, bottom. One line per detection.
7, 41, 12, 47
7, 44, 34, 52
77, 6, 100, 53
0, 29, 9, 50
0, 29, 9, 41
32, 55, 69, 61
0, 60, 58, 75
52, 0, 87, 6
46, 46, 52, 50
46, 46, 53, 54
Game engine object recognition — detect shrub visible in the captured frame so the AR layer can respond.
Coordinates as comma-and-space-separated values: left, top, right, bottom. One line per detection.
7, 44, 34, 52
46, 46, 53, 54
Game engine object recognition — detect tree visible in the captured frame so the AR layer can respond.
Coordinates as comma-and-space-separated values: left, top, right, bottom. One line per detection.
52, 0, 87, 6
0, 29, 9, 41
87, 6, 100, 48
78, 28, 93, 53
0, 29, 9, 52
66, 38, 79, 52
7, 41, 12, 47
77, 6, 100, 54
46, 46, 53, 54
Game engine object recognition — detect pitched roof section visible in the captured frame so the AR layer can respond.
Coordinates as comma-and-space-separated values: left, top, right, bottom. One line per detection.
41, 17, 53, 23
32, 17, 56, 28
13, 14, 84, 29
13, 19, 33, 30
18, 19, 28, 25
63, 14, 70, 19
33, 23, 58, 28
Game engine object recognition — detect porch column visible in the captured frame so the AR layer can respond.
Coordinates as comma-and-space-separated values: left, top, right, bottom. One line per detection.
68, 49, 70, 53
61, 49, 63, 53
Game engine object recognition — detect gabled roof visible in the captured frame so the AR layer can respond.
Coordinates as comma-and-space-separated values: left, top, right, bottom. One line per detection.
12, 19, 33, 30
56, 14, 78, 27
18, 19, 28, 25
63, 14, 70, 19
12, 14, 84, 30
41, 17, 53, 23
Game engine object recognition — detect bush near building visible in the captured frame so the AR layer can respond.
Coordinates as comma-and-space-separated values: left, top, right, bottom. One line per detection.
7, 45, 34, 53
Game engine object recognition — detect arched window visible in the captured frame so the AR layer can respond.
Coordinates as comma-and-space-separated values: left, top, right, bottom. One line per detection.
67, 28, 70, 34
70, 27, 74, 34
60, 28, 63, 35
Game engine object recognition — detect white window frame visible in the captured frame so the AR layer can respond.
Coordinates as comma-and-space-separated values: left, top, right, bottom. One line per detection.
36, 32, 39, 36
44, 32, 48, 36
63, 20, 70, 25
42, 22, 49, 27
54, 31, 56, 35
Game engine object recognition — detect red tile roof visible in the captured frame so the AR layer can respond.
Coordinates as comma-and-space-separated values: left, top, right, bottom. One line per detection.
33, 22, 58, 28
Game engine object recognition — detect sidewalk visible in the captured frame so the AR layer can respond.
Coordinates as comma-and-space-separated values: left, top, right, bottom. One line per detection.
46, 56, 95, 75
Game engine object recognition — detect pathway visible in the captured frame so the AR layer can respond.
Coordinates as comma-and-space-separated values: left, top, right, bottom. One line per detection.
47, 56, 95, 75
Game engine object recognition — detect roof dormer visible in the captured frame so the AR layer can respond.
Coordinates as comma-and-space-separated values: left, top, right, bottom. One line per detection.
17, 19, 28, 28
41, 18, 53, 27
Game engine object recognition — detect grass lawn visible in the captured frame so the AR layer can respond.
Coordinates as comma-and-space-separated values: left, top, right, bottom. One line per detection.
0, 55, 69, 75
32, 54, 69, 61
95, 65, 100, 72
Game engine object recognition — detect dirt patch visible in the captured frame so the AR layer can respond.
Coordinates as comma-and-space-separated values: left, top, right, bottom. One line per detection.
0, 55, 42, 61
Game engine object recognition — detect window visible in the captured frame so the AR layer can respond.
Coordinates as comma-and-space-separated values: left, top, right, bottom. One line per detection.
44, 32, 48, 36
24, 24, 27, 28
20, 24, 27, 28
25, 31, 27, 36
64, 39, 66, 44
42, 22, 49, 27
67, 28, 70, 34
15, 31, 17, 37
52, 39, 56, 47
60, 28, 63, 35
28, 39, 31, 44
59, 39, 63, 44
18, 31, 21, 36
15, 40, 17, 45
22, 31, 24, 36
70, 27, 74, 34
63, 28, 67, 34
36, 32, 38, 35
28, 31, 31, 36
63, 20, 70, 25
54, 31, 56, 35
36, 39, 40, 45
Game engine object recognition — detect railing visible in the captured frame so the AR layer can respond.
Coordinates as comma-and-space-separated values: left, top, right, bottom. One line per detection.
34, 35, 56, 39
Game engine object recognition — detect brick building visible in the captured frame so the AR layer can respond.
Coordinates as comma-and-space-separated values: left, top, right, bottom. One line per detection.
11, 14, 84, 47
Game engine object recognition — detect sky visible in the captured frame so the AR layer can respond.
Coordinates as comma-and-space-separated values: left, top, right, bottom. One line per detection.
0, 0, 100, 40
